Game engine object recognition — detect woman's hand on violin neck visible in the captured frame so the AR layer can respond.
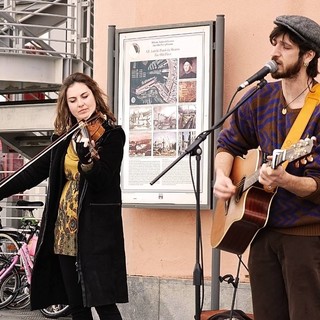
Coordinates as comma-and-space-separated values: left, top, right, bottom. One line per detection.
76, 142, 92, 164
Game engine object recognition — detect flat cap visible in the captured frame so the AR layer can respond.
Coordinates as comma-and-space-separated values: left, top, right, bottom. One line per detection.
274, 15, 320, 55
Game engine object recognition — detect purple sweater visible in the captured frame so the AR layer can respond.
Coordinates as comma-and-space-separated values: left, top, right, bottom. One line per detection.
217, 81, 320, 235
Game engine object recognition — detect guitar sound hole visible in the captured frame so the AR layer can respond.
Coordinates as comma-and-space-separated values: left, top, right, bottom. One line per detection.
224, 200, 230, 215
235, 178, 245, 202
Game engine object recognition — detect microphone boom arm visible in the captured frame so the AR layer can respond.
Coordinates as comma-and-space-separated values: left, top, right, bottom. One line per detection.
150, 79, 267, 185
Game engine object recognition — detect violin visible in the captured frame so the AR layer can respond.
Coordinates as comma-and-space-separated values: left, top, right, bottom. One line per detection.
77, 113, 106, 160
86, 114, 106, 142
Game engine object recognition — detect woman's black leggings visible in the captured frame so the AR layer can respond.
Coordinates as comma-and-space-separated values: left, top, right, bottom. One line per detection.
58, 254, 122, 320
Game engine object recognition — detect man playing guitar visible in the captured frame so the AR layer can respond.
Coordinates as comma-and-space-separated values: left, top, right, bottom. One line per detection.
213, 15, 320, 320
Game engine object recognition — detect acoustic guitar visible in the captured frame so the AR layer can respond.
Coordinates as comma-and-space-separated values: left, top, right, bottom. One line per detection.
211, 137, 316, 255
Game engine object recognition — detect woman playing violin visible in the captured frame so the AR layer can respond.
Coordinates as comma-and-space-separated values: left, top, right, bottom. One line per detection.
0, 72, 128, 320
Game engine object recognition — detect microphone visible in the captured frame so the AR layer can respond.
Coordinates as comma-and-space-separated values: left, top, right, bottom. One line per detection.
237, 60, 278, 91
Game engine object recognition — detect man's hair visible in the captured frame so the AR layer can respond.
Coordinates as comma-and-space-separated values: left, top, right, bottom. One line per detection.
269, 25, 319, 78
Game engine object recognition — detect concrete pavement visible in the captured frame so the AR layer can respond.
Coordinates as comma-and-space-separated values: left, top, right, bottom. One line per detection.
0, 307, 103, 319
0, 308, 71, 319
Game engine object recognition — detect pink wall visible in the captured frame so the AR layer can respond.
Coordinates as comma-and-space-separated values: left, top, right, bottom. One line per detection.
93, 0, 320, 281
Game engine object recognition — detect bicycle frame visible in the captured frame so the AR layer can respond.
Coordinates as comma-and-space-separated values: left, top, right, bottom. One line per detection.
0, 254, 19, 281
19, 242, 34, 285
0, 233, 36, 289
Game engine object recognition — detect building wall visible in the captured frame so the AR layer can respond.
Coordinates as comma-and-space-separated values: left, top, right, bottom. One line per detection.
92, 0, 320, 314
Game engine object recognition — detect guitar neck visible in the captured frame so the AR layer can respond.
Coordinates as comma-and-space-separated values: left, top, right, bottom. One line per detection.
242, 136, 315, 191
243, 170, 259, 191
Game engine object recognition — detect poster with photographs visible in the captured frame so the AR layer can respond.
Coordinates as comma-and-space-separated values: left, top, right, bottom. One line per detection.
115, 22, 213, 208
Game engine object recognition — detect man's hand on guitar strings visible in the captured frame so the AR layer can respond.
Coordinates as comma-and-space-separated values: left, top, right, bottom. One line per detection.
213, 169, 237, 201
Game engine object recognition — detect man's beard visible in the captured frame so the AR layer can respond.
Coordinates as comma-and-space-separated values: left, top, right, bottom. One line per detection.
271, 57, 303, 80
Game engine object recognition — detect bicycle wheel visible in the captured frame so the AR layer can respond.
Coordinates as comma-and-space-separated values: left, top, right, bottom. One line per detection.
40, 304, 71, 318
7, 274, 30, 310
0, 256, 21, 309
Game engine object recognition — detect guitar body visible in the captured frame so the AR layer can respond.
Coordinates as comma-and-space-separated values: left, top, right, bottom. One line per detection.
211, 137, 315, 255
211, 149, 276, 255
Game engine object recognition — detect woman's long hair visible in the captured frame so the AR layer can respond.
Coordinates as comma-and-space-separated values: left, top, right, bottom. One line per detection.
54, 72, 116, 135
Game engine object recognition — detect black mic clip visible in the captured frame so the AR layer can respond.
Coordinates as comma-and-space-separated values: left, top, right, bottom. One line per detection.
257, 78, 267, 89
219, 274, 238, 288
236, 78, 267, 92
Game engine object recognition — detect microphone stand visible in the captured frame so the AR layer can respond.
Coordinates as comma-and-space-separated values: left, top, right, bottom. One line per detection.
150, 79, 267, 320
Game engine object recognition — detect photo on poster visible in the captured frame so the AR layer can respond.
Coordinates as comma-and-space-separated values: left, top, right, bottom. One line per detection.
129, 131, 152, 157
179, 81, 197, 103
130, 59, 178, 105
178, 130, 197, 155
153, 105, 177, 130
179, 57, 197, 79
178, 104, 196, 129
153, 131, 177, 157
129, 106, 152, 130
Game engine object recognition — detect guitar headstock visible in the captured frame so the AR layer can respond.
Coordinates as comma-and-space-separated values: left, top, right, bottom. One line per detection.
271, 136, 316, 169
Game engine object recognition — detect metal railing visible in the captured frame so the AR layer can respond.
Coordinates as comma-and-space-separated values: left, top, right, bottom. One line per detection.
0, 164, 47, 227
0, 0, 94, 96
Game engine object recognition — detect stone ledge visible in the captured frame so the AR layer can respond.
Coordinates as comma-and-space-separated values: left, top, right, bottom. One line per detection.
118, 276, 252, 320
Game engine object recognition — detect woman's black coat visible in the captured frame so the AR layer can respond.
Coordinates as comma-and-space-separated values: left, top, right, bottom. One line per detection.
0, 124, 128, 309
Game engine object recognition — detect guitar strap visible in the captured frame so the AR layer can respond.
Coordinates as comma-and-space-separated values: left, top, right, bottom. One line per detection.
281, 83, 320, 169
263, 83, 320, 193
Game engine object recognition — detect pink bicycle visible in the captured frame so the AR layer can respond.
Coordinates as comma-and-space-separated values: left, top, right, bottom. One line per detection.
0, 201, 70, 318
